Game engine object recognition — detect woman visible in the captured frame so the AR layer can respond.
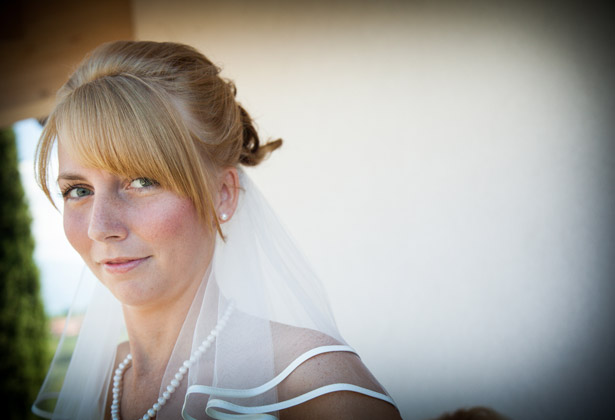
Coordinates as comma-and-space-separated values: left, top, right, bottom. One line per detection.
32, 41, 400, 419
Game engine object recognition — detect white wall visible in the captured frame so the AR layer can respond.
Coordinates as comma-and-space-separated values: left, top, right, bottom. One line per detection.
132, 1, 614, 419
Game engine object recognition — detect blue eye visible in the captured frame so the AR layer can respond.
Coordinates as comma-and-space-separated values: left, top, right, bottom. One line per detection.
129, 178, 158, 189
74, 187, 90, 197
65, 186, 93, 198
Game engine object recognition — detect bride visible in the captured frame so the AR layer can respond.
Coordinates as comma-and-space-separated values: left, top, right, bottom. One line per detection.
32, 40, 401, 420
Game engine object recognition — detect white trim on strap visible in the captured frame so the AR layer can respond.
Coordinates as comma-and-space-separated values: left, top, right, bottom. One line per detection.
181, 344, 396, 420
205, 383, 396, 419
186, 345, 355, 400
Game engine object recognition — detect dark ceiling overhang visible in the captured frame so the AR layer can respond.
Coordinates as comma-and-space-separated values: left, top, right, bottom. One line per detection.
0, 0, 134, 128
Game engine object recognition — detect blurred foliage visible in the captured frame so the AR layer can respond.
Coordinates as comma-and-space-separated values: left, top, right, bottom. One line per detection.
0, 127, 48, 419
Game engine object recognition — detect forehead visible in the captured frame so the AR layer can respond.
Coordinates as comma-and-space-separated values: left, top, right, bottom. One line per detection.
57, 140, 101, 181
56, 127, 98, 168
57, 136, 79, 169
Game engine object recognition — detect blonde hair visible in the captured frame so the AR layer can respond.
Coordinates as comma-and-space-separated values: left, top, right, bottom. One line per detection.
36, 40, 281, 235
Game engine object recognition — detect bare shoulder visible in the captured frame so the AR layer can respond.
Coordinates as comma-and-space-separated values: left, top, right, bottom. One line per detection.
270, 323, 402, 420
279, 389, 402, 420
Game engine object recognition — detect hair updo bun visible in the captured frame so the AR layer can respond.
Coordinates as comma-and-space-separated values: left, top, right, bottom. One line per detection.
35, 40, 282, 235
238, 104, 282, 166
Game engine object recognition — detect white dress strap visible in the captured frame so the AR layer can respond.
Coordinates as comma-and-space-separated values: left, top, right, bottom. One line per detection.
182, 345, 396, 420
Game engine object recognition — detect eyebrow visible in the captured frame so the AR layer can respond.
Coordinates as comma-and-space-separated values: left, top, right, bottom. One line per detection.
57, 172, 86, 183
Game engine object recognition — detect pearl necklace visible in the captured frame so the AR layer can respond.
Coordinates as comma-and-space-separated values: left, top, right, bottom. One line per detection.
111, 303, 234, 420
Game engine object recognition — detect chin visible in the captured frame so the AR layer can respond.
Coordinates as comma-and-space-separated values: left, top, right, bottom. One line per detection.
108, 284, 161, 308
96, 271, 153, 305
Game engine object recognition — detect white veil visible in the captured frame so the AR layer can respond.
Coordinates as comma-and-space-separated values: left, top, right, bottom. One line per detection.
32, 170, 395, 419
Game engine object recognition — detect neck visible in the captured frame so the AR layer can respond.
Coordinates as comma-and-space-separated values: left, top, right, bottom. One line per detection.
121, 273, 205, 378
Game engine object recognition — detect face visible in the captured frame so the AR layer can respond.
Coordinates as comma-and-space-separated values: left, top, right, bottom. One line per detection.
57, 141, 215, 309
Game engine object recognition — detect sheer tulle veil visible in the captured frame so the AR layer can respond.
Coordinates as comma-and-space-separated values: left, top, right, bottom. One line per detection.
32, 170, 395, 419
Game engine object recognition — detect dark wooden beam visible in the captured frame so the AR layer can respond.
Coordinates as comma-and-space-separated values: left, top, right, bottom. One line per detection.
0, 0, 134, 127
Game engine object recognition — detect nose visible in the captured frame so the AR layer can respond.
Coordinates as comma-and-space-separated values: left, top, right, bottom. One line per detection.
87, 194, 128, 242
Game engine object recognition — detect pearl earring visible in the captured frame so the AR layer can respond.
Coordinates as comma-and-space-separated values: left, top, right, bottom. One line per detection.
220, 213, 229, 221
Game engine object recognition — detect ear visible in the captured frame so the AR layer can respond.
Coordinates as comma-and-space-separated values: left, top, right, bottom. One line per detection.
216, 167, 240, 223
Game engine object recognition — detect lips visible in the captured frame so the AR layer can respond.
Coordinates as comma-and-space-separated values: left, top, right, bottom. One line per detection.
100, 256, 150, 274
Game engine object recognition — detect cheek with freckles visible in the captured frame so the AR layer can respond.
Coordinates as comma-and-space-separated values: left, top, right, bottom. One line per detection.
64, 210, 92, 262
134, 195, 211, 263
137, 196, 198, 242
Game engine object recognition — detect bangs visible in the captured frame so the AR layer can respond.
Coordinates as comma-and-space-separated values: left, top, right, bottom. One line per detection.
58, 76, 194, 190
37, 75, 216, 228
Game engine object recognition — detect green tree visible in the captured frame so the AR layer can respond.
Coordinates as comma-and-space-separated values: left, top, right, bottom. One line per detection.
0, 127, 48, 419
